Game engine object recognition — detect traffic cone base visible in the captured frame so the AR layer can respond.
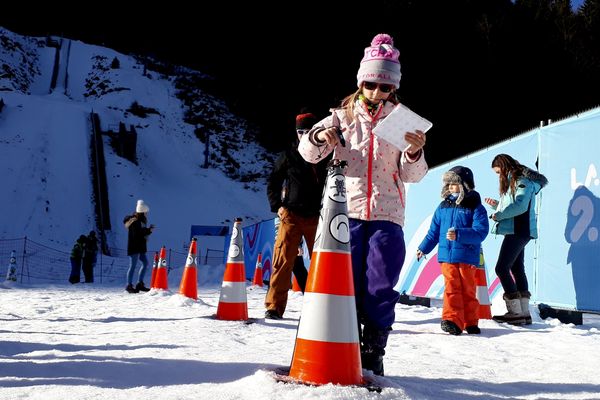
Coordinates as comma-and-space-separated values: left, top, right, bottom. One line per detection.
180, 267, 198, 299
290, 339, 362, 385
216, 301, 248, 321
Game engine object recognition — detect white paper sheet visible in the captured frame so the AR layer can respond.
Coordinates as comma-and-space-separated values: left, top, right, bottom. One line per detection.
372, 104, 433, 151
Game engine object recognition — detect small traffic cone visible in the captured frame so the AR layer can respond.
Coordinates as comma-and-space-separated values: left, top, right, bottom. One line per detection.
179, 238, 198, 299
252, 253, 263, 287
216, 217, 248, 321
475, 247, 492, 319
150, 252, 159, 288
5, 250, 17, 282
289, 160, 362, 386
153, 246, 169, 290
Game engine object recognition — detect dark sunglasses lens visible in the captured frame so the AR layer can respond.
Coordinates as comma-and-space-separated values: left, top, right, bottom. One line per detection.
363, 82, 393, 93
296, 129, 309, 135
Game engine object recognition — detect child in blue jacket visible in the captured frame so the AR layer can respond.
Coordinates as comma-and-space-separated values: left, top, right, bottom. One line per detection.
417, 166, 489, 335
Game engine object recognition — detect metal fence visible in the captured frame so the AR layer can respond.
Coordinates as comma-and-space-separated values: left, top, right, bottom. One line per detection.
0, 237, 224, 285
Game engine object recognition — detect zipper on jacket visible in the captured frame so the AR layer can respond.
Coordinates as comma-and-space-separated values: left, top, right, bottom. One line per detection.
364, 102, 383, 220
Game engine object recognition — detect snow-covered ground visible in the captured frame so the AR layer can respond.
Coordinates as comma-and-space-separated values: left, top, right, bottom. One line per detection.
1, 282, 599, 400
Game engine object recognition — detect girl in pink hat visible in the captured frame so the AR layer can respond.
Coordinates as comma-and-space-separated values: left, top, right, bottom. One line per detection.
299, 33, 428, 376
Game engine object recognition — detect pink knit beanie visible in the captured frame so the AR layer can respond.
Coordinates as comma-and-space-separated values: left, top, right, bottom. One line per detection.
356, 33, 401, 89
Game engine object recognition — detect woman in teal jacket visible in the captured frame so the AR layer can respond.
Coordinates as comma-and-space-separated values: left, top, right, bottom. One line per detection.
485, 154, 548, 325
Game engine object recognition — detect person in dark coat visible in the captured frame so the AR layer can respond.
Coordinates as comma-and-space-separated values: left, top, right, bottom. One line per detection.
264, 111, 331, 319
82, 231, 98, 283
69, 235, 87, 284
123, 199, 155, 293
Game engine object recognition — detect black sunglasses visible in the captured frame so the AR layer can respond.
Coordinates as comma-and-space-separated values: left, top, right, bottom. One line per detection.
296, 129, 310, 135
363, 82, 394, 93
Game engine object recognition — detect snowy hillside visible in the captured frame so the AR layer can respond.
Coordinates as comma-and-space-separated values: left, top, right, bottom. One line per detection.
0, 27, 273, 251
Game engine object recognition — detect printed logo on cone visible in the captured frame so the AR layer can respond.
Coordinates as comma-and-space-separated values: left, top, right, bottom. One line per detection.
252, 253, 263, 287
217, 218, 248, 320
289, 160, 362, 386
179, 238, 198, 300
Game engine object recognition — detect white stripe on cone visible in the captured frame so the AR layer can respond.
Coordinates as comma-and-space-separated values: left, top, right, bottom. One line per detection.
218, 282, 247, 303
296, 292, 359, 343
476, 285, 491, 305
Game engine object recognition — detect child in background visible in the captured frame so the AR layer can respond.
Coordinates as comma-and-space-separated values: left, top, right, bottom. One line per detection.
417, 166, 489, 335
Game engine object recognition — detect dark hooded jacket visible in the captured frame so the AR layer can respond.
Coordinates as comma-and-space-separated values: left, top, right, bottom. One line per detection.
267, 142, 330, 218
123, 213, 153, 255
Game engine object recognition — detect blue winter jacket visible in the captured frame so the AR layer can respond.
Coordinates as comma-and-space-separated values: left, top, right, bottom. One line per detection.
418, 191, 489, 265
490, 168, 548, 239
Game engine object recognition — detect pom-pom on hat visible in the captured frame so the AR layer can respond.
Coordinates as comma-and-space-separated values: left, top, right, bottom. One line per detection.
295, 112, 317, 130
136, 199, 149, 213
441, 166, 475, 205
357, 33, 401, 89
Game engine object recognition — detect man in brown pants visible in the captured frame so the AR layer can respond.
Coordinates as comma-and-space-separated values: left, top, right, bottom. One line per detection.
264, 111, 330, 319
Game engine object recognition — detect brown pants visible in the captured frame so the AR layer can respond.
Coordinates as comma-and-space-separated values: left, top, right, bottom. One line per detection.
440, 262, 479, 329
265, 209, 318, 316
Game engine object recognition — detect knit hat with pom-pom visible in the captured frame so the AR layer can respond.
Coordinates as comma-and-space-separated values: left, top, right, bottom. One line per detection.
357, 33, 401, 89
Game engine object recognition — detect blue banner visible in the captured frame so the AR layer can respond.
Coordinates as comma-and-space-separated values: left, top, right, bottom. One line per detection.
398, 107, 600, 312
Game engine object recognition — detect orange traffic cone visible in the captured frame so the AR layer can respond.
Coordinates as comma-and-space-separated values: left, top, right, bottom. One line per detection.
252, 253, 263, 287
179, 238, 198, 299
475, 247, 492, 319
291, 274, 302, 292
153, 246, 169, 290
216, 217, 248, 321
150, 251, 159, 289
289, 160, 362, 386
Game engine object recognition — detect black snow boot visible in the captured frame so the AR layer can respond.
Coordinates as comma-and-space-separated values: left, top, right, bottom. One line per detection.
441, 320, 463, 335
125, 284, 139, 294
136, 282, 150, 292
361, 325, 390, 376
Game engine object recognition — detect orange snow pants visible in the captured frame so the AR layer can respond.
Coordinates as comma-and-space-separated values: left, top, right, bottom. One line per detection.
440, 262, 479, 329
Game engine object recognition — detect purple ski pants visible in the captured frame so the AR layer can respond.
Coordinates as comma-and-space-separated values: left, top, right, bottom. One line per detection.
350, 218, 406, 330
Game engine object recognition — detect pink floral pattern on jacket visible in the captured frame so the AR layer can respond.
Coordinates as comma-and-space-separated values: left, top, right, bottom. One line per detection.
298, 100, 428, 227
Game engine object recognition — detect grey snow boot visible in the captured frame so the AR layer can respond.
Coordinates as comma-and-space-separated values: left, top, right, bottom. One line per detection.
519, 290, 533, 325
493, 292, 526, 325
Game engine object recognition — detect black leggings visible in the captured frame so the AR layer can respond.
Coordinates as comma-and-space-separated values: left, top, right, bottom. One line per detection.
494, 234, 531, 294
